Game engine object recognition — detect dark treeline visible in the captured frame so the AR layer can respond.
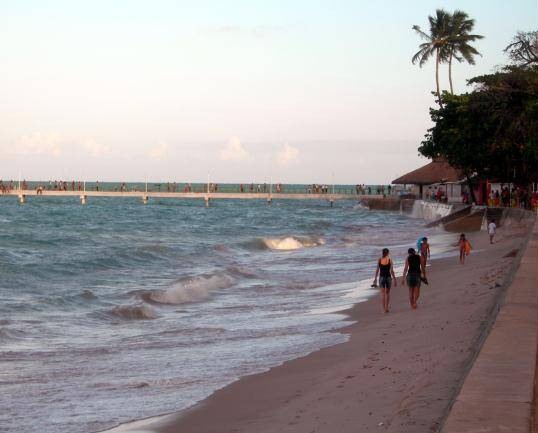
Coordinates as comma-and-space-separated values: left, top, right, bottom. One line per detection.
414, 17, 538, 201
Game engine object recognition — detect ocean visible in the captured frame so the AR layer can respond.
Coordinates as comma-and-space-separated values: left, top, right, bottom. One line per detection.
0, 196, 428, 433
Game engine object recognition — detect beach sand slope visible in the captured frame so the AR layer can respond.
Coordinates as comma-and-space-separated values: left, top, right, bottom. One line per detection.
156, 226, 530, 433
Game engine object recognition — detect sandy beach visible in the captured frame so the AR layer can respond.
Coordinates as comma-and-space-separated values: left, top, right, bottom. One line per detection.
137, 221, 533, 433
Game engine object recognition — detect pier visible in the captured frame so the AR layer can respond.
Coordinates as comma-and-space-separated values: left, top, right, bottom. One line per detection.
2, 189, 379, 205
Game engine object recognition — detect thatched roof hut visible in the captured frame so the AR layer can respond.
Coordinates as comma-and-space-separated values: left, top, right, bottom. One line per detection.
392, 159, 463, 185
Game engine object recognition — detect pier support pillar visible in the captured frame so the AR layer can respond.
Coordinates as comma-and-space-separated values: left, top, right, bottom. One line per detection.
18, 194, 26, 204
80, 195, 87, 205
142, 195, 149, 205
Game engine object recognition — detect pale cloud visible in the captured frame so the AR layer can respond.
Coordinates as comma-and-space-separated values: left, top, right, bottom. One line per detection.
8, 132, 65, 157
2, 132, 111, 159
148, 141, 168, 160
83, 138, 110, 157
276, 143, 299, 166
219, 137, 249, 161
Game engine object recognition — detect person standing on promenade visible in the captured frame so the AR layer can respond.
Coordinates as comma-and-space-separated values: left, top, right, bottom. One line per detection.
487, 219, 497, 244
372, 248, 397, 313
459, 234, 472, 264
402, 248, 424, 309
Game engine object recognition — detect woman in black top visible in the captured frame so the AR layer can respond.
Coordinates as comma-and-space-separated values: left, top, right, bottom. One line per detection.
373, 248, 397, 313
402, 248, 424, 309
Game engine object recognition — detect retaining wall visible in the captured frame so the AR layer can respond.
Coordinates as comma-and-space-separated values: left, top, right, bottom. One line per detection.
441, 214, 538, 433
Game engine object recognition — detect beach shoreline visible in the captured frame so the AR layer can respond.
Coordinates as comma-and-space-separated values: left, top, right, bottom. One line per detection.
101, 215, 534, 433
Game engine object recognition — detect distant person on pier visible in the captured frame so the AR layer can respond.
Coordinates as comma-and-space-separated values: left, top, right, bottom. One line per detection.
372, 248, 397, 313
96, 181, 99, 191
402, 248, 424, 309
240, 184, 244, 193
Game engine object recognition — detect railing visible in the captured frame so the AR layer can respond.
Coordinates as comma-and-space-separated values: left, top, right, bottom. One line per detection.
0, 181, 398, 196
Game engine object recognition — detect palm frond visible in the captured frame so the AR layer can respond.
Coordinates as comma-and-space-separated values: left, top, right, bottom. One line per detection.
412, 25, 432, 41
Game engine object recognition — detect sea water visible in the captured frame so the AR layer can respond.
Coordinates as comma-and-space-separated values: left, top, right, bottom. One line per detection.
0, 197, 429, 433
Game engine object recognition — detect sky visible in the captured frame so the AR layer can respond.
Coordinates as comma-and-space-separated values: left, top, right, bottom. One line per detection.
1, 0, 537, 184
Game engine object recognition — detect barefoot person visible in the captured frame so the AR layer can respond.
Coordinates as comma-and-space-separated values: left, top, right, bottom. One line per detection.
459, 233, 472, 264
372, 248, 397, 313
487, 219, 497, 244
402, 248, 424, 309
419, 237, 430, 281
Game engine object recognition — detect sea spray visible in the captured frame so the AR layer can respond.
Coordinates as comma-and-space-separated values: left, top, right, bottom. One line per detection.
245, 235, 325, 251
144, 273, 236, 305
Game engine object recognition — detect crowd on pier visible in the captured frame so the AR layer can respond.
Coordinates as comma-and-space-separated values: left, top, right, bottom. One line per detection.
0, 179, 398, 196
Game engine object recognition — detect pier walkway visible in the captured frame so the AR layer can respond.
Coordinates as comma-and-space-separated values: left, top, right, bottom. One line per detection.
1, 189, 373, 204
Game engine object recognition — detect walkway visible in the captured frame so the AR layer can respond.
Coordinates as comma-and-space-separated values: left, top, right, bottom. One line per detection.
442, 217, 538, 433
1, 189, 369, 203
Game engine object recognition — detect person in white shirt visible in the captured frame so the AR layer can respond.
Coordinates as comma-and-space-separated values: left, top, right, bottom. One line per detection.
488, 220, 497, 244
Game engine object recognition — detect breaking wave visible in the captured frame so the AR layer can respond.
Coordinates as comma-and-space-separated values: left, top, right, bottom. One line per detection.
144, 273, 235, 305
260, 235, 325, 251
111, 305, 157, 320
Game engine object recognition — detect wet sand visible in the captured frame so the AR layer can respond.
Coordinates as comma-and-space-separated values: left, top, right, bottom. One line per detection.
147, 224, 531, 433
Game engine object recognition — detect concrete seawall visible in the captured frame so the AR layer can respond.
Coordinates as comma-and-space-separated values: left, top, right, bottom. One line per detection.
497, 207, 537, 229
441, 214, 538, 433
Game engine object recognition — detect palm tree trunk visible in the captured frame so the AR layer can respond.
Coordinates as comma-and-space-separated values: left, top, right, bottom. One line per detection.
448, 50, 454, 94
435, 48, 442, 107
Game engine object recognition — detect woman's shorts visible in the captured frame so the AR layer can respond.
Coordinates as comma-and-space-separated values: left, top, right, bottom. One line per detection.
406, 273, 422, 288
379, 276, 392, 290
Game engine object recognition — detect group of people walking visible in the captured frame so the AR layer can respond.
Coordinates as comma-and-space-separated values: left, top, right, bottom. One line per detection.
372, 238, 429, 313
372, 229, 481, 314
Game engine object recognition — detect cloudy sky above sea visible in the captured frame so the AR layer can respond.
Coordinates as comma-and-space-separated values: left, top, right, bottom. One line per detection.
1, 0, 537, 183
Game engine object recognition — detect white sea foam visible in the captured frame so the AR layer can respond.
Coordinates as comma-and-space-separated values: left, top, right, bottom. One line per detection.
147, 274, 235, 305
262, 236, 324, 251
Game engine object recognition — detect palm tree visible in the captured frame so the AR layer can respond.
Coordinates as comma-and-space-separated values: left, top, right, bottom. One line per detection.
446, 11, 483, 94
412, 9, 452, 107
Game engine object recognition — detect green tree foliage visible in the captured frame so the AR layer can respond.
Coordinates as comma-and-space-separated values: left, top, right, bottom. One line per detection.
446, 11, 483, 94
419, 66, 538, 185
412, 10, 483, 105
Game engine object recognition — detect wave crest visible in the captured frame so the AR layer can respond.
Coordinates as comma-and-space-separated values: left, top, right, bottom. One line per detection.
144, 274, 235, 305
111, 305, 157, 320
261, 236, 325, 251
